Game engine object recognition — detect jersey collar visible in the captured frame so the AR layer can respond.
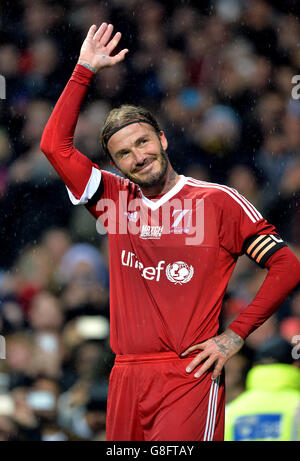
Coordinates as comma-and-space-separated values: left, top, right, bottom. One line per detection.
140, 175, 186, 210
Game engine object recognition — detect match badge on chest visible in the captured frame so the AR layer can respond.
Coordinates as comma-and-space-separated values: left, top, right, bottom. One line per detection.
140, 225, 164, 239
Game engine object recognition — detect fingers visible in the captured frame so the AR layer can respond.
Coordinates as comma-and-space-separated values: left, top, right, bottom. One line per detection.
186, 355, 225, 380
184, 348, 225, 380
82, 23, 128, 71
110, 48, 129, 65
194, 356, 217, 378
86, 24, 97, 40
181, 342, 206, 357
186, 354, 223, 379
99, 23, 114, 46
185, 349, 210, 373
93, 22, 108, 41
106, 31, 122, 55
212, 361, 224, 380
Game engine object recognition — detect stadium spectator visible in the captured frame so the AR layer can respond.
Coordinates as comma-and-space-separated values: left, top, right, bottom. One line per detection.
225, 335, 300, 441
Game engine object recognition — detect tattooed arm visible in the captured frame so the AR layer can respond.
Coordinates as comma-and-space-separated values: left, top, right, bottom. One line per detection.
181, 329, 244, 380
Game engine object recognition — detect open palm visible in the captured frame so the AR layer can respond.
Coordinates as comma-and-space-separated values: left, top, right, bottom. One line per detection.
78, 23, 128, 72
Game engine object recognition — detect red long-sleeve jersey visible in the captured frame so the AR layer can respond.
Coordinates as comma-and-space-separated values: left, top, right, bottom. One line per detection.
40, 64, 300, 355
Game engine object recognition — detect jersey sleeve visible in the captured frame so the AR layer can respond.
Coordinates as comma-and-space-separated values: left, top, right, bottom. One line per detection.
228, 245, 300, 339
40, 62, 134, 211
214, 186, 286, 266
81, 169, 135, 220
40, 64, 102, 203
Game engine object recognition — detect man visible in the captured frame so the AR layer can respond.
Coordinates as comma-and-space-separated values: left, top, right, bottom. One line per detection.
225, 336, 300, 441
40, 23, 300, 441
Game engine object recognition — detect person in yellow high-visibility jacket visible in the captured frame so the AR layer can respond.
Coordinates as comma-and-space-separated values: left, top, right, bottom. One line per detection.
225, 335, 300, 441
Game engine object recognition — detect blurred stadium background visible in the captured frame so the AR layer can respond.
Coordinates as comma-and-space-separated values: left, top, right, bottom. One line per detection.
0, 0, 299, 440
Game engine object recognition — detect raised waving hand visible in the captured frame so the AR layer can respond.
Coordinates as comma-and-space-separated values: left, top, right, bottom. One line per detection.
78, 23, 128, 73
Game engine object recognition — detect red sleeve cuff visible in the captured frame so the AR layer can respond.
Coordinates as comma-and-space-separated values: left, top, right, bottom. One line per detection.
70, 64, 95, 86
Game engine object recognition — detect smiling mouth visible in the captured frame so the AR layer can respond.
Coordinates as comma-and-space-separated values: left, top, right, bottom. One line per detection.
135, 160, 154, 174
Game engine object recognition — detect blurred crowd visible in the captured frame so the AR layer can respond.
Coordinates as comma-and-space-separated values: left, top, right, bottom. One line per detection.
0, 0, 299, 441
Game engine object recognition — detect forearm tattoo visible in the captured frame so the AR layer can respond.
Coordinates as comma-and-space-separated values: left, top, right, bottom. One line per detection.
212, 330, 243, 356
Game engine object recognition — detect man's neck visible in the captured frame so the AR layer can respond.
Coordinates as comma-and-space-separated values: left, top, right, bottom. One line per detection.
140, 167, 180, 198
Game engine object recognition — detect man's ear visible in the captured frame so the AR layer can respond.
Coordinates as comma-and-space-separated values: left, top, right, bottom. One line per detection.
159, 131, 168, 151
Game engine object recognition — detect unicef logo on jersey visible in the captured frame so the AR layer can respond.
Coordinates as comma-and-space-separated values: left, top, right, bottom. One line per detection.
121, 251, 194, 285
166, 261, 194, 285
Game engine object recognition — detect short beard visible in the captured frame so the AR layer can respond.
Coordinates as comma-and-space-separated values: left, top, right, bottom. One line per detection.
120, 145, 169, 188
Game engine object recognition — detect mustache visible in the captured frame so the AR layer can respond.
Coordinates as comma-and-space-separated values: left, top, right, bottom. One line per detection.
132, 158, 154, 174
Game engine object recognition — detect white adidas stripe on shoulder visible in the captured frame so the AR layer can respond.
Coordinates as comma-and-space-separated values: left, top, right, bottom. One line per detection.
186, 177, 263, 224
188, 178, 263, 220
66, 166, 101, 205
224, 184, 262, 221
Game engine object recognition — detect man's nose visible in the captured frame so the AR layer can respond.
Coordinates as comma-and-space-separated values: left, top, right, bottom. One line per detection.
133, 148, 147, 165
